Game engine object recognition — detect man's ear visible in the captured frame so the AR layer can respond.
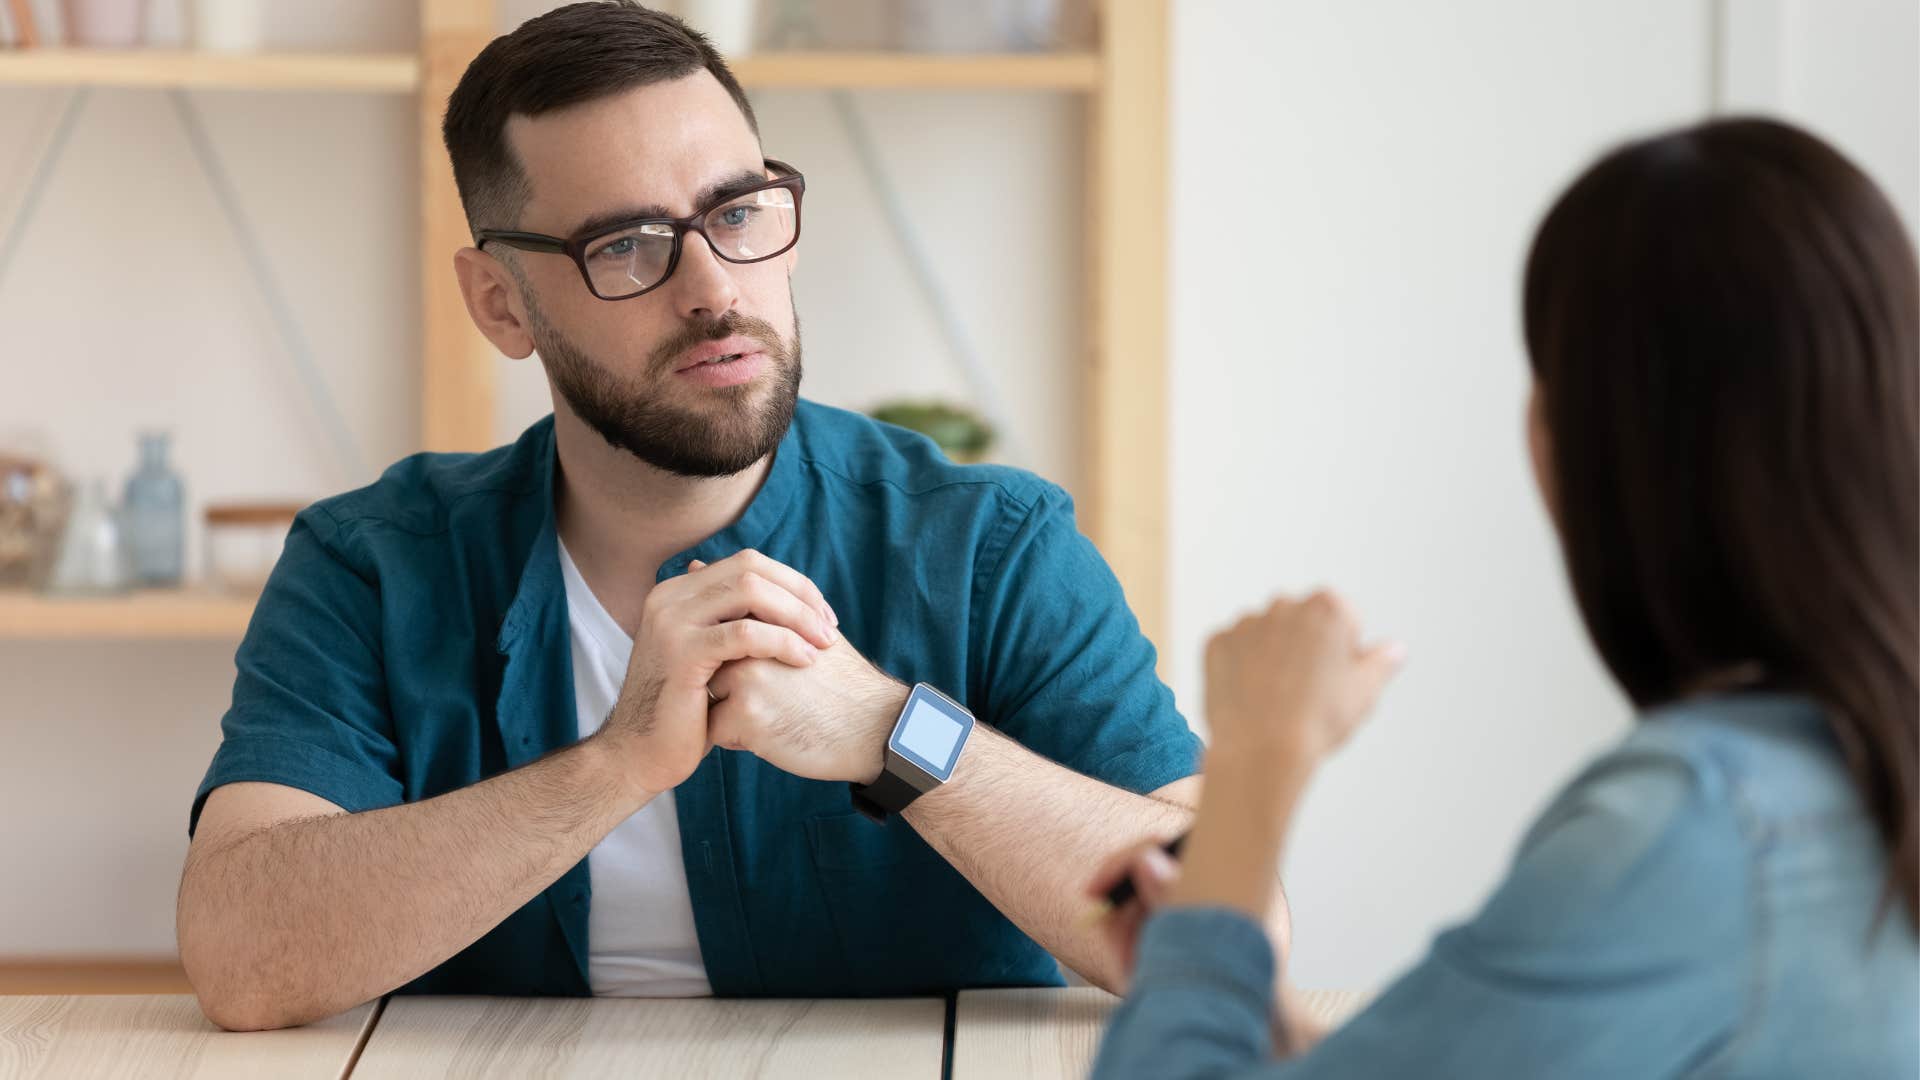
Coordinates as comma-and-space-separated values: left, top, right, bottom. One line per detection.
453, 247, 536, 360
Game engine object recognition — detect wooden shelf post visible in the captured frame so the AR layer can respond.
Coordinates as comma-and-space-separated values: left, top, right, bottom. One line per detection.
1088, 0, 1171, 655
420, 0, 498, 452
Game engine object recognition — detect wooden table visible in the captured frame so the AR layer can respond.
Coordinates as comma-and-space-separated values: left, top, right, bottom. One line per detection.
350, 996, 946, 1079
0, 995, 377, 1079
0, 988, 1369, 1078
950, 986, 1374, 1079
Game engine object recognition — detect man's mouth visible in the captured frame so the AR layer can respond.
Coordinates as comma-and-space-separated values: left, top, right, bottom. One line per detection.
672, 338, 770, 388
673, 336, 767, 373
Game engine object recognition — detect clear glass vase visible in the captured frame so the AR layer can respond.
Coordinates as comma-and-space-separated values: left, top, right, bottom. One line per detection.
46, 478, 133, 596
122, 431, 186, 587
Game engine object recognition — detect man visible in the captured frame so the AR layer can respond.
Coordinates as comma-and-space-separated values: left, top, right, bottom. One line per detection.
177, 2, 1206, 1031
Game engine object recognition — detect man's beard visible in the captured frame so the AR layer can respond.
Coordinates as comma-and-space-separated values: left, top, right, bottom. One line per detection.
528, 298, 802, 478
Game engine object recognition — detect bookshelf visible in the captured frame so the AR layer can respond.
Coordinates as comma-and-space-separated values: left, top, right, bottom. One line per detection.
0, 1, 1170, 659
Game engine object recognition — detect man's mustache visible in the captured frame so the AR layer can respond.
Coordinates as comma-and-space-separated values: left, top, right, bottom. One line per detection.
648, 314, 787, 374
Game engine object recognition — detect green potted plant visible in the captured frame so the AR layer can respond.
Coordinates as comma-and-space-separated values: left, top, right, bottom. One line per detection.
868, 400, 996, 464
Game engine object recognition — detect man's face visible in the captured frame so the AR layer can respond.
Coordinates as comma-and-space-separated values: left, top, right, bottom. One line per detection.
503, 72, 800, 477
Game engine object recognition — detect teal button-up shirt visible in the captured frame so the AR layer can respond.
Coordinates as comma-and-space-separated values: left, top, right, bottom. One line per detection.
191, 400, 1200, 998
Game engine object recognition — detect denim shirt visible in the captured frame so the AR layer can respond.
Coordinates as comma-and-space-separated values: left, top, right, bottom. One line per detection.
1094, 694, 1919, 1078
191, 401, 1201, 997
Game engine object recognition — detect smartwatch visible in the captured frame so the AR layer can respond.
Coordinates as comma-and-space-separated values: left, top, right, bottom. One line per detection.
850, 683, 976, 823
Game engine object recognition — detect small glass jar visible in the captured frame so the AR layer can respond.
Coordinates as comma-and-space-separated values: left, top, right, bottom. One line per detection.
203, 502, 302, 595
0, 455, 69, 590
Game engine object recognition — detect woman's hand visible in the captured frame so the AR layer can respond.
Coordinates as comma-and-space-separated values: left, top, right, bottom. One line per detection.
1204, 589, 1403, 773
1084, 838, 1186, 990
1165, 589, 1400, 928
1085, 589, 1401, 1034
1087, 838, 1330, 1054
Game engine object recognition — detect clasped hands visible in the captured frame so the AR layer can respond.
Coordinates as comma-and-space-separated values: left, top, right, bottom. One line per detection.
593, 549, 908, 800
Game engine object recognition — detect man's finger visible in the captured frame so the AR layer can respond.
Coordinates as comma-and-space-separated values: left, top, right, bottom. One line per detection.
695, 619, 818, 670
685, 570, 836, 649
707, 699, 749, 752
715, 549, 838, 629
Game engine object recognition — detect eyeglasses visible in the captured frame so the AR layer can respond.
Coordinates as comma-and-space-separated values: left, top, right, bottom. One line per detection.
476, 159, 805, 302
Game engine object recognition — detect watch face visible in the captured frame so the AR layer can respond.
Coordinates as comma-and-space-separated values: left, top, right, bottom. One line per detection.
888, 684, 975, 780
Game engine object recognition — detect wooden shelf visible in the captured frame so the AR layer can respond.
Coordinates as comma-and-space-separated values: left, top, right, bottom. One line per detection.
730, 52, 1100, 90
0, 588, 256, 639
0, 7, 1167, 646
0, 49, 421, 92
0, 49, 1098, 94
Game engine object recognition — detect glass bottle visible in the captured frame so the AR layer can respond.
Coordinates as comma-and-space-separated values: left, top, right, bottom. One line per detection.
46, 477, 132, 595
122, 431, 185, 586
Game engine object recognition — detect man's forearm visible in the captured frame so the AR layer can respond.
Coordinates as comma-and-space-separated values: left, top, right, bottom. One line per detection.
178, 734, 646, 1030
902, 723, 1193, 991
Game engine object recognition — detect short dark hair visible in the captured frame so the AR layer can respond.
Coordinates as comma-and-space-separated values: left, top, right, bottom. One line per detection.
441, 1, 760, 237
1524, 117, 1919, 927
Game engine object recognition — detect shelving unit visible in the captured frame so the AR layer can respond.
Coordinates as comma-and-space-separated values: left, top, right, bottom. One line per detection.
0, 49, 1106, 94
0, 0, 1170, 654
0, 47, 1103, 94
0, 48, 421, 91
730, 51, 1100, 89
0, 589, 255, 639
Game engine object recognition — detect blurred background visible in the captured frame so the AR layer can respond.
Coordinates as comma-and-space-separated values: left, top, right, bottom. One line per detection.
0, 0, 1913, 993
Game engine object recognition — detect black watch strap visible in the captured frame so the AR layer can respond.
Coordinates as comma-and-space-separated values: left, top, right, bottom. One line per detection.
850, 766, 922, 823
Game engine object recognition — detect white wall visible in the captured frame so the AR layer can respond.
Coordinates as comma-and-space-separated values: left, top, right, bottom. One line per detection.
1718, 0, 1919, 232
1168, 0, 1918, 990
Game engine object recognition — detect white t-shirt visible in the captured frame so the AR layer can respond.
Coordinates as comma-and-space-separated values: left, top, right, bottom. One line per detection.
558, 539, 712, 997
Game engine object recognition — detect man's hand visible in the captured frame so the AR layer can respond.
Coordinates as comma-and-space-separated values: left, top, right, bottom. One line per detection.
598, 550, 840, 797
704, 625, 909, 785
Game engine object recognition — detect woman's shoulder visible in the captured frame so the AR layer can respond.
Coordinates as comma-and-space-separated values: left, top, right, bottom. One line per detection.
1466, 693, 1855, 961
1470, 718, 1749, 961
1615, 692, 1858, 826
1507, 695, 1838, 873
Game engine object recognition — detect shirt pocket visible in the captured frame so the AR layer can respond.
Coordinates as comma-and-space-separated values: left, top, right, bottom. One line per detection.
804, 810, 1047, 992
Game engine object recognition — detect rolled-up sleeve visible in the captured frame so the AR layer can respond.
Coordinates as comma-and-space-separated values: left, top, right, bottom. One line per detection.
189, 508, 404, 834
970, 487, 1201, 795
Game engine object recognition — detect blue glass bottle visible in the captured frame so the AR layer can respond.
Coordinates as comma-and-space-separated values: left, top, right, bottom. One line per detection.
123, 431, 185, 586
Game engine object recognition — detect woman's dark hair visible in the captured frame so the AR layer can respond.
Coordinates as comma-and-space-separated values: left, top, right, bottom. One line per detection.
1524, 117, 1918, 927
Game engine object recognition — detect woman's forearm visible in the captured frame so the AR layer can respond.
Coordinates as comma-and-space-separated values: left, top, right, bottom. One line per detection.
1168, 750, 1313, 921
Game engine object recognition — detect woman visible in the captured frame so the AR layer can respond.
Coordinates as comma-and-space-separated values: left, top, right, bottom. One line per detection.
1090, 118, 1918, 1078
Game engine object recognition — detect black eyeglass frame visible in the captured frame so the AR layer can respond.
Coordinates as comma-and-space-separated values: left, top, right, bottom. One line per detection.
475, 158, 805, 301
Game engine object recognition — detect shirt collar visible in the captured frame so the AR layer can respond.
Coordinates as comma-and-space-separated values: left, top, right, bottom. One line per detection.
495, 418, 564, 658
494, 407, 810, 663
